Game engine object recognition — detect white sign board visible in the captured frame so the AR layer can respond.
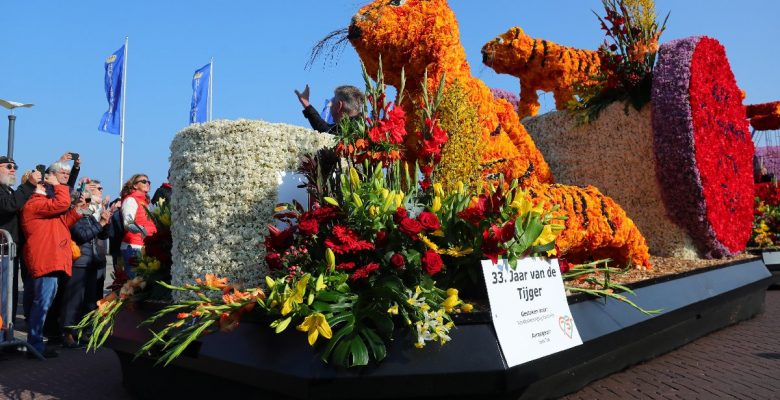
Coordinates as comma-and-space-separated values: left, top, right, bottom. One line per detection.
481, 258, 582, 367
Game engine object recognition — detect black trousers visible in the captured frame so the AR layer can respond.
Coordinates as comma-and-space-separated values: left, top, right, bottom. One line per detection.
60, 266, 98, 335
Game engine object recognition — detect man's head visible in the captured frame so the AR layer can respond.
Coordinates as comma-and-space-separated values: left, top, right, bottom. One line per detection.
332, 85, 364, 123
46, 161, 72, 185
0, 156, 18, 186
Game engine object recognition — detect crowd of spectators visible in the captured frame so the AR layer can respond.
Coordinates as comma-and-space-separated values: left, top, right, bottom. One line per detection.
0, 152, 168, 359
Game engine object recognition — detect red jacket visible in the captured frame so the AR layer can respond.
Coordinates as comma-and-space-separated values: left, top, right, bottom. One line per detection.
122, 190, 157, 246
21, 185, 81, 278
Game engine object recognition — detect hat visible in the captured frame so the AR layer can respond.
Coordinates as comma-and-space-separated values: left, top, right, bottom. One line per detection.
0, 156, 15, 164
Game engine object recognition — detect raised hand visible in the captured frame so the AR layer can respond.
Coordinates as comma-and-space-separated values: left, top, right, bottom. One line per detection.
294, 84, 311, 108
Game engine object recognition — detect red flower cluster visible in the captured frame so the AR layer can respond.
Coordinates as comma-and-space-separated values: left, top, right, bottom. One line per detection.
324, 225, 375, 254
456, 191, 504, 226
336, 100, 408, 167
756, 183, 780, 207
416, 117, 448, 190
688, 37, 754, 253
395, 208, 441, 242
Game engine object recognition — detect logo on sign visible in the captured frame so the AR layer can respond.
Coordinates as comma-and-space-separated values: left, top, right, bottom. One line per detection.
558, 315, 574, 339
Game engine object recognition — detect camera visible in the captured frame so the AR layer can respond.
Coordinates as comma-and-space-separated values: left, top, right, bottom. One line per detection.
69, 152, 79, 161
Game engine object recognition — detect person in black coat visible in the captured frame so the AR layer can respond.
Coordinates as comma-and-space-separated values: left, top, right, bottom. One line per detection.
60, 191, 112, 348
0, 156, 40, 329
294, 85, 365, 133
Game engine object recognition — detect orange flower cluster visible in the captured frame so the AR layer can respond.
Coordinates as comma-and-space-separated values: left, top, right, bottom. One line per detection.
746, 101, 780, 131
481, 27, 601, 119
349, 0, 553, 186
533, 184, 651, 269
348, 0, 650, 268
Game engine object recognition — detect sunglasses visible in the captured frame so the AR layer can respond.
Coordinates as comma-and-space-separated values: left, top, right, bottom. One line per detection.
135, 179, 150, 185
4, 164, 18, 170
96, 187, 103, 191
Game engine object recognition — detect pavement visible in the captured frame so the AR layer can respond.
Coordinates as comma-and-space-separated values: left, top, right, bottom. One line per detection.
0, 278, 778, 399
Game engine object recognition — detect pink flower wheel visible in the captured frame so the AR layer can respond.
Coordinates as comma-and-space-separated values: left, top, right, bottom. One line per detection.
652, 36, 754, 257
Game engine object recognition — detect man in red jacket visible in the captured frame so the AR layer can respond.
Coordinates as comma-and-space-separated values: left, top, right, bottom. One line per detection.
20, 168, 82, 358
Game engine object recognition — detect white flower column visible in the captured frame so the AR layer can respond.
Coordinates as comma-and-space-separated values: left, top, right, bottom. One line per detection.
523, 103, 698, 259
169, 120, 334, 293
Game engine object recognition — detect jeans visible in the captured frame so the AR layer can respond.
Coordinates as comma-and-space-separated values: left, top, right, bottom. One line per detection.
121, 246, 141, 279
26, 274, 59, 353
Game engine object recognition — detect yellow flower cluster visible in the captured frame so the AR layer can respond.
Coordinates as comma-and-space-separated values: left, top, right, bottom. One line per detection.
349, 0, 553, 186
435, 80, 483, 191
481, 27, 601, 119
534, 184, 651, 269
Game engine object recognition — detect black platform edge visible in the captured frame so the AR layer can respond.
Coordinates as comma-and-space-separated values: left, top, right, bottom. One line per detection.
107, 259, 772, 400
757, 250, 780, 288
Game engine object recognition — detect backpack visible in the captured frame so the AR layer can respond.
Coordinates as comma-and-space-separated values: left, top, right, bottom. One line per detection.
108, 204, 125, 255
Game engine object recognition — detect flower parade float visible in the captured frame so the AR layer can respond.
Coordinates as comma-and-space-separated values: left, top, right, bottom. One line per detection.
97, 1, 770, 399
490, 1, 753, 262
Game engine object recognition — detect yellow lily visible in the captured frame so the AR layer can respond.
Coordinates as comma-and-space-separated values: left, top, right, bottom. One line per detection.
349, 167, 360, 186
433, 183, 444, 198
296, 312, 333, 346
431, 196, 441, 212
281, 274, 310, 315
511, 193, 544, 216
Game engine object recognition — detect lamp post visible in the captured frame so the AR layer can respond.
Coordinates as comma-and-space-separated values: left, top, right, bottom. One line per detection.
0, 99, 34, 159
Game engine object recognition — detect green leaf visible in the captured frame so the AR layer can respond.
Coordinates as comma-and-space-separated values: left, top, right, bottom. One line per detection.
349, 336, 370, 367
321, 322, 354, 362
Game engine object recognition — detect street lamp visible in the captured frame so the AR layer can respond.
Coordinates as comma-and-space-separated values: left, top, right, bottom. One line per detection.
0, 99, 34, 159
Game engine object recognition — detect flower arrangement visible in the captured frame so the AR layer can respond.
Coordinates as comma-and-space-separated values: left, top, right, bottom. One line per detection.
571, 0, 669, 123
746, 101, 780, 131
751, 183, 780, 248
523, 101, 699, 259
348, 0, 554, 185
133, 63, 653, 369
481, 27, 602, 119
652, 36, 754, 258
168, 120, 334, 289
135, 67, 571, 368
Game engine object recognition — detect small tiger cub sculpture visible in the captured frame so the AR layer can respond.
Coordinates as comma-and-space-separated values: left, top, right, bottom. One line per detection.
482, 27, 601, 119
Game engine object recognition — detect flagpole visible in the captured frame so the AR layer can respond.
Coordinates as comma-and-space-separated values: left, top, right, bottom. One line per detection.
208, 57, 214, 121
119, 36, 128, 189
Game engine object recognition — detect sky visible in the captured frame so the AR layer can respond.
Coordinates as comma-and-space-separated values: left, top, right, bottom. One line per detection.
1, 0, 778, 197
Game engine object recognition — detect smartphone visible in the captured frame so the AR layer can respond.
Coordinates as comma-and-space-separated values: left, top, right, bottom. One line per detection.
69, 152, 79, 161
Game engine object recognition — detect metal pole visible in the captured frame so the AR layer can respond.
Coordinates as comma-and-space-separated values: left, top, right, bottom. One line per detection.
208, 57, 213, 121
6, 115, 15, 159
119, 36, 128, 188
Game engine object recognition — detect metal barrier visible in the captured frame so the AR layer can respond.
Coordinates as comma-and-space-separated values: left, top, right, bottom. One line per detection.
0, 229, 44, 359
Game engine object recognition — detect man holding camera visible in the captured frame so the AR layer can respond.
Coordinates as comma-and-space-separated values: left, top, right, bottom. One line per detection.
21, 166, 83, 358
0, 156, 40, 336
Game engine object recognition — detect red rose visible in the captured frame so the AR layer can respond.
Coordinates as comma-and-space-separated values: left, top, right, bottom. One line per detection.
399, 218, 424, 239
390, 253, 405, 269
559, 258, 571, 274
376, 230, 389, 247
417, 211, 441, 232
500, 221, 516, 242
421, 250, 443, 276
298, 218, 319, 236
394, 207, 408, 223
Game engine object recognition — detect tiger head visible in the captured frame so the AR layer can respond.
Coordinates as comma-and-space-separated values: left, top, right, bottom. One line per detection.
481, 27, 535, 75
348, 0, 466, 85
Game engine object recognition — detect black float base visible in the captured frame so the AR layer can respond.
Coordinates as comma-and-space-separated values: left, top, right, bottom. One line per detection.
759, 251, 780, 288
108, 259, 771, 400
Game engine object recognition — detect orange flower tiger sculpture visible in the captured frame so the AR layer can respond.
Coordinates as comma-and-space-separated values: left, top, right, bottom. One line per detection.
482, 27, 601, 119
348, 0, 650, 268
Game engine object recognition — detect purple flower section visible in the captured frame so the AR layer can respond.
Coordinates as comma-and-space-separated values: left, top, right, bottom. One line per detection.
491, 87, 520, 113
651, 36, 732, 258
756, 146, 780, 177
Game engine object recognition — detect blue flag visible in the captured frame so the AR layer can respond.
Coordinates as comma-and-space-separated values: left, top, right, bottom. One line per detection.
320, 98, 334, 125
98, 45, 125, 135
189, 63, 211, 124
